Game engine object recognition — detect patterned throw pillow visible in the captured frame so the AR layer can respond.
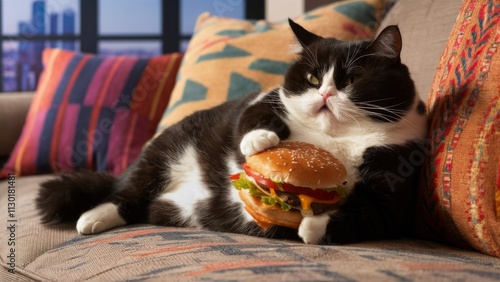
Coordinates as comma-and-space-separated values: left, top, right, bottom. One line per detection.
416, 0, 500, 257
156, 0, 385, 133
0, 49, 182, 178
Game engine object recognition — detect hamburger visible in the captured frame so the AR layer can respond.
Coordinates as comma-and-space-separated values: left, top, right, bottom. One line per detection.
230, 141, 347, 230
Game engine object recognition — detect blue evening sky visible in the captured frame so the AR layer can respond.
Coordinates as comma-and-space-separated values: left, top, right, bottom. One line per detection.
3, 0, 245, 36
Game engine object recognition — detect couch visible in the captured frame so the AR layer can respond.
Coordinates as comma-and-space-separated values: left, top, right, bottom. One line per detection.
2, 0, 500, 281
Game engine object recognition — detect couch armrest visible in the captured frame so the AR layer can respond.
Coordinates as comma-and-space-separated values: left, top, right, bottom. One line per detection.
0, 92, 34, 157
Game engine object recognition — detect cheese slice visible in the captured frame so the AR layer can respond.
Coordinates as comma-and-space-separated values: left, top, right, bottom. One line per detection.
298, 194, 341, 211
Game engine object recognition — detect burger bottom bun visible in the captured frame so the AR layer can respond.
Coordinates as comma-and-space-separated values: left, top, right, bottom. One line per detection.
238, 189, 303, 230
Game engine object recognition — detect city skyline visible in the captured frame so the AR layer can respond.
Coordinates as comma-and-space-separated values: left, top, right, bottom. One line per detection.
1, 0, 248, 92
2, 0, 78, 91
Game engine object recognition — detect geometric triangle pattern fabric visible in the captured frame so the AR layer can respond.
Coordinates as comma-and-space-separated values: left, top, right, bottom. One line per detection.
156, 0, 385, 133
248, 59, 290, 75
162, 79, 207, 116
252, 23, 273, 33
334, 2, 377, 28
227, 72, 261, 101
196, 45, 251, 63
303, 14, 321, 21
216, 29, 246, 38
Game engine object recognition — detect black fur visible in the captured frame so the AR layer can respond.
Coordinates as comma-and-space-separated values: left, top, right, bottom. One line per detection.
322, 142, 425, 244
36, 170, 116, 223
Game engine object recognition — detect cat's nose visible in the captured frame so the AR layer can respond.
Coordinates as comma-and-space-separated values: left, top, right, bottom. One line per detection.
321, 92, 333, 103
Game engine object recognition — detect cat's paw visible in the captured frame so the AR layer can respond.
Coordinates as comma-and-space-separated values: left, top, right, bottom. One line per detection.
298, 214, 330, 244
76, 203, 126, 235
240, 129, 280, 157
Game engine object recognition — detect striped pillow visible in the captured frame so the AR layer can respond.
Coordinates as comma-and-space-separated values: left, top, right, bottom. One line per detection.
0, 48, 182, 178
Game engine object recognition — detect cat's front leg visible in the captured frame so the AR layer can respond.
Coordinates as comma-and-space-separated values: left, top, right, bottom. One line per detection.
298, 214, 331, 244
240, 129, 280, 157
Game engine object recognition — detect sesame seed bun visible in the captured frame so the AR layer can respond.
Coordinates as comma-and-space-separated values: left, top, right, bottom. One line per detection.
245, 141, 347, 189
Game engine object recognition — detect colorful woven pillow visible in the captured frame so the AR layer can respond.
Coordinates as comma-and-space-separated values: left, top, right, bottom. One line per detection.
416, 0, 500, 257
156, 0, 385, 133
0, 48, 182, 178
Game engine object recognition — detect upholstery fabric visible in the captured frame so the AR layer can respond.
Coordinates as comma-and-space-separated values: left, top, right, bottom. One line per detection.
378, 0, 462, 99
1, 175, 500, 281
0, 93, 33, 157
0, 49, 182, 178
156, 0, 385, 134
417, 0, 500, 257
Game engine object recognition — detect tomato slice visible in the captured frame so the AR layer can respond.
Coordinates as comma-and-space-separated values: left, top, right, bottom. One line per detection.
241, 163, 339, 201
229, 173, 241, 181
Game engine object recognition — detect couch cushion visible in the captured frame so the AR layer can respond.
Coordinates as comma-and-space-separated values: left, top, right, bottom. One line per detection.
416, 0, 500, 257
0, 49, 182, 178
0, 93, 33, 157
156, 0, 386, 133
378, 0, 462, 99
20, 226, 500, 281
2, 175, 500, 281
0, 174, 78, 280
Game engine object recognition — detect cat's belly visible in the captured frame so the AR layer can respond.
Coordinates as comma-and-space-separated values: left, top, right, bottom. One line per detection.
157, 147, 254, 228
158, 145, 210, 227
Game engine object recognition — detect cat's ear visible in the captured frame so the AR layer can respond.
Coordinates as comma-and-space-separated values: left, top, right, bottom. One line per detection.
288, 19, 322, 53
367, 25, 402, 58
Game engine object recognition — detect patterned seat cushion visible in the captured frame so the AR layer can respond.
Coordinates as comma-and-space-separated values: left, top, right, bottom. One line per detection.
2, 176, 500, 281
17, 226, 500, 281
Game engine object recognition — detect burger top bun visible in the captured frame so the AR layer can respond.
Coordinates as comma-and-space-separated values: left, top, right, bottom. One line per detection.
245, 141, 347, 189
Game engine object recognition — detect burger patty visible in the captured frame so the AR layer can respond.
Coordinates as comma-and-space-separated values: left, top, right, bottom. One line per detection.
257, 186, 341, 215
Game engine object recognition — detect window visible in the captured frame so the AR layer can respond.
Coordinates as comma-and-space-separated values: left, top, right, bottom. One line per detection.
1, 0, 80, 92
1, 0, 264, 92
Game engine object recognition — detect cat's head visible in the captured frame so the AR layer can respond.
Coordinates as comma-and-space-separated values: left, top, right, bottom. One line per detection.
281, 20, 420, 135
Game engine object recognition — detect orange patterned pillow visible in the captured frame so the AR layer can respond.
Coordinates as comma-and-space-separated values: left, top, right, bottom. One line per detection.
417, 0, 500, 257
156, 0, 385, 133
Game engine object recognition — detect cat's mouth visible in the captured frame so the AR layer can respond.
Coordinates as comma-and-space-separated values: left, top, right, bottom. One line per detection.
315, 104, 331, 115
319, 105, 329, 111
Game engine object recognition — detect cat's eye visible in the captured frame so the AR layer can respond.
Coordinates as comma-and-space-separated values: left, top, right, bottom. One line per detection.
306, 73, 320, 86
344, 76, 356, 87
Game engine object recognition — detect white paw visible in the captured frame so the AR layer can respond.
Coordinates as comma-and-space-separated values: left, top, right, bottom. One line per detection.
298, 214, 330, 244
76, 203, 126, 235
240, 129, 280, 157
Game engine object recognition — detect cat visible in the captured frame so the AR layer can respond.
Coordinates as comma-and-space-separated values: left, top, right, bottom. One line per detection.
36, 19, 427, 245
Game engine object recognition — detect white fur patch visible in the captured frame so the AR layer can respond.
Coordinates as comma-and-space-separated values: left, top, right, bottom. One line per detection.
298, 213, 330, 244
240, 129, 280, 157
318, 67, 336, 96
159, 145, 209, 227
248, 92, 267, 106
77, 203, 126, 235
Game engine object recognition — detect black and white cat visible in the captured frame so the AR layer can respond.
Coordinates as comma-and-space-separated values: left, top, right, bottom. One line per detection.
37, 20, 427, 244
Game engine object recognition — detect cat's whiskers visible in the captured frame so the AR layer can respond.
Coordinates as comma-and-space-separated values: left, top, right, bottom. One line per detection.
301, 43, 319, 70
343, 43, 363, 70
334, 105, 364, 128
355, 103, 413, 127
345, 52, 378, 69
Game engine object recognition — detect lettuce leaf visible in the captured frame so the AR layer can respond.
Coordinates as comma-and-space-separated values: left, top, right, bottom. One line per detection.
231, 173, 291, 211
322, 186, 348, 197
